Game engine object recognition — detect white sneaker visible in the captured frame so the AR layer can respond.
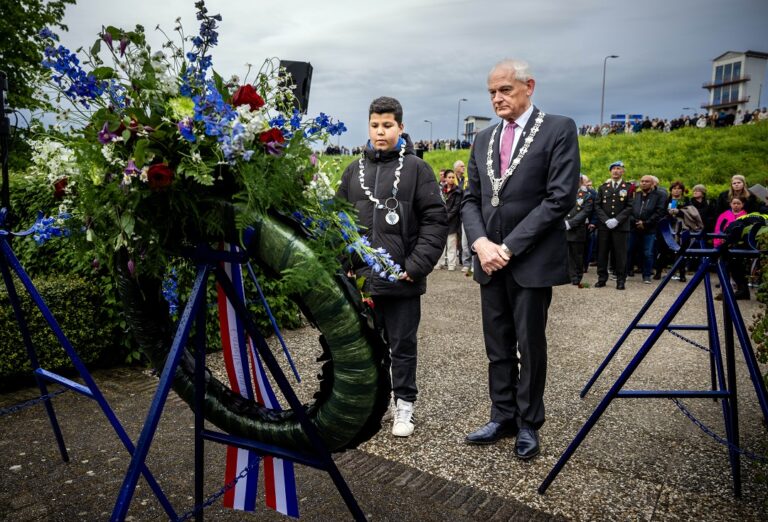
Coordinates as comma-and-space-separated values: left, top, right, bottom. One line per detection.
392, 399, 414, 437
461, 266, 469, 273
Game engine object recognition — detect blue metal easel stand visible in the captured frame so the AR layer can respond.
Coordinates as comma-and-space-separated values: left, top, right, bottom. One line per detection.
0, 209, 176, 519
111, 244, 366, 521
539, 231, 768, 497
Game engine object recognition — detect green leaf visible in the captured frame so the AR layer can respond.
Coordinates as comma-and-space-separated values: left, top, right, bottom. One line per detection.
90, 38, 102, 57
121, 129, 131, 142
133, 139, 150, 166
92, 66, 115, 80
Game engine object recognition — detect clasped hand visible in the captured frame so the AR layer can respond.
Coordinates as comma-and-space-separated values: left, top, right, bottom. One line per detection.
475, 238, 511, 275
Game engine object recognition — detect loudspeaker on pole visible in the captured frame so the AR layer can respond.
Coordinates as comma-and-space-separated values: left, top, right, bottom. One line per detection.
279, 60, 313, 114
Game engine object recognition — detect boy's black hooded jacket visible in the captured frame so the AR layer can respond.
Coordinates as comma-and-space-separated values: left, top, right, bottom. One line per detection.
337, 134, 448, 297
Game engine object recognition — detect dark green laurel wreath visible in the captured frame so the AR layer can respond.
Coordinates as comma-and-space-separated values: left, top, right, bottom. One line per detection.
118, 213, 391, 452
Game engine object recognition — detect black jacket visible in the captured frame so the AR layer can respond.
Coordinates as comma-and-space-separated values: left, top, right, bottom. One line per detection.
631, 189, 667, 233
443, 186, 462, 235
336, 134, 448, 297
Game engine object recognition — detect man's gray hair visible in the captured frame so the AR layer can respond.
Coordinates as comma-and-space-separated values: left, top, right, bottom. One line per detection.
453, 160, 465, 169
489, 59, 533, 82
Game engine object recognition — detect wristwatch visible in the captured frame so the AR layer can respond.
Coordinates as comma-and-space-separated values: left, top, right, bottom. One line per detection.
500, 243, 512, 257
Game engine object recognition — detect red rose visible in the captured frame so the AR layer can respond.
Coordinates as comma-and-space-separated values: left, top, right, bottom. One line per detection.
53, 177, 68, 199
259, 127, 285, 144
232, 84, 265, 111
147, 163, 174, 190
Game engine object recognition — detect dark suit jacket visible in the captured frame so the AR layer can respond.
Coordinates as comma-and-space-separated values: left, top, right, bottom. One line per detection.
566, 188, 594, 242
461, 106, 580, 287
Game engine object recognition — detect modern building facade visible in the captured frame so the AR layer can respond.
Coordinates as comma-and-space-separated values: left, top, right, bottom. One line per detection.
702, 51, 768, 114
463, 116, 491, 144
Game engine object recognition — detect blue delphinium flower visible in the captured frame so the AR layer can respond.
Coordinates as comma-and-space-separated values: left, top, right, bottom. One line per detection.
161, 267, 179, 317
30, 212, 71, 246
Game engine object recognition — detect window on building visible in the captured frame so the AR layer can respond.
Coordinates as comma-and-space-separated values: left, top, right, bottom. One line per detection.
465, 121, 474, 137
715, 65, 723, 84
723, 63, 732, 82
713, 86, 722, 105
733, 61, 742, 80
731, 84, 740, 102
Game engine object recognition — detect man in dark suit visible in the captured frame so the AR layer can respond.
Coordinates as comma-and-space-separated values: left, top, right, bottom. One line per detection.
565, 174, 594, 285
595, 161, 634, 289
461, 59, 580, 459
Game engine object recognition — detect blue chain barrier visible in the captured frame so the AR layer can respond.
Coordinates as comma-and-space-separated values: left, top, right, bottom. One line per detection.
174, 460, 261, 522
0, 388, 68, 417
668, 329, 712, 353
671, 398, 768, 463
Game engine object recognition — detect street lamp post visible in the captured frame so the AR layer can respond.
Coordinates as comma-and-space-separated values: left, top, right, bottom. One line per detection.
424, 119, 433, 143
456, 98, 467, 145
599, 55, 619, 127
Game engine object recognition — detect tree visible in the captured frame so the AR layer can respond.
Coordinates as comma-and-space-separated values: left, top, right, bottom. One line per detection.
0, 0, 75, 112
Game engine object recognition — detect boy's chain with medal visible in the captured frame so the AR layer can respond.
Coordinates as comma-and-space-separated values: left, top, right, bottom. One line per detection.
358, 140, 406, 225
486, 111, 545, 206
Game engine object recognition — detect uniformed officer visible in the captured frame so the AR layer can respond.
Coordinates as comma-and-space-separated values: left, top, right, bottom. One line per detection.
565, 174, 594, 285
595, 161, 634, 289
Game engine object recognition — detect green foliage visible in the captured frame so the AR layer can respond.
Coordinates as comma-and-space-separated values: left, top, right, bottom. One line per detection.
0, 0, 75, 112
0, 274, 114, 387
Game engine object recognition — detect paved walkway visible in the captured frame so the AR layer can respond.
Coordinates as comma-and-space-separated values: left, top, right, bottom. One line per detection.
1, 270, 767, 520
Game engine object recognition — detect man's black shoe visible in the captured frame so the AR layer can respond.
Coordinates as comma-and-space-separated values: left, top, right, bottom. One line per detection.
627, 270, 634, 277
514, 428, 540, 459
594, 280, 606, 288
571, 279, 580, 285
465, 421, 517, 445
617, 281, 625, 290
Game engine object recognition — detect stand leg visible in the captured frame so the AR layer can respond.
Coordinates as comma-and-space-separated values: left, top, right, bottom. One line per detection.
540, 261, 707, 494
194, 296, 207, 522
0, 243, 68, 461
111, 265, 210, 521
719, 262, 742, 497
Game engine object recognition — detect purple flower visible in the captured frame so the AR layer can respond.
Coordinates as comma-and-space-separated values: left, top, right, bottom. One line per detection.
98, 122, 117, 144
119, 36, 129, 56
265, 141, 284, 156
124, 159, 141, 176
127, 258, 136, 276
101, 31, 113, 49
310, 153, 318, 166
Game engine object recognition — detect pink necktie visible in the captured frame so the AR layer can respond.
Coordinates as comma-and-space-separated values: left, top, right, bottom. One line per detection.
499, 121, 517, 175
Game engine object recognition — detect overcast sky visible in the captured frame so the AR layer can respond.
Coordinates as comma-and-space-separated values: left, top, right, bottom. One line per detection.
57, 0, 768, 147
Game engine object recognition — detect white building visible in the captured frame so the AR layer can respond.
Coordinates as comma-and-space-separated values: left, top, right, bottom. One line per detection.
463, 116, 491, 144
702, 50, 768, 114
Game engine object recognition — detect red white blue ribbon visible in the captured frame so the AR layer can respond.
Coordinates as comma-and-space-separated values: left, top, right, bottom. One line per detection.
218, 243, 299, 517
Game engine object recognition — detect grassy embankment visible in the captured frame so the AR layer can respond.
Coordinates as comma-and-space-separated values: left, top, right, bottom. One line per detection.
320, 122, 768, 196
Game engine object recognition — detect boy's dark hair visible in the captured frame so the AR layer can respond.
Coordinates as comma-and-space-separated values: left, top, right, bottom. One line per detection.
369, 96, 403, 123
444, 169, 454, 175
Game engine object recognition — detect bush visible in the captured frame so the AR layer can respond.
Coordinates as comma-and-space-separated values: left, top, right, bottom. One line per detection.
0, 274, 115, 387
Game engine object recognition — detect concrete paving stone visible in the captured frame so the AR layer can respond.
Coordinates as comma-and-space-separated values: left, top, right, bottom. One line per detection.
444, 484, 475, 509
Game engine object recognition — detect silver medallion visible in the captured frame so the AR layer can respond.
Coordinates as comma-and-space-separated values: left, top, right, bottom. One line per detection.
491, 195, 500, 207
385, 210, 400, 225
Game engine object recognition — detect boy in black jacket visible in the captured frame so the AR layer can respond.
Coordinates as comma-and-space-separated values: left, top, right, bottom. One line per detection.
336, 96, 447, 437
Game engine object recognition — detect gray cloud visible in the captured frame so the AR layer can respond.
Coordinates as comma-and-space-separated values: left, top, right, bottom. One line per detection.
60, 0, 768, 147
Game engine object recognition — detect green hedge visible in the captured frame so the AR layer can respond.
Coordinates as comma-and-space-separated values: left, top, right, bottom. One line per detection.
0, 274, 114, 387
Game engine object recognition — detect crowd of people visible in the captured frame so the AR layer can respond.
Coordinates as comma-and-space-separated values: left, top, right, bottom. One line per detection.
579, 107, 768, 136
435, 161, 765, 300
